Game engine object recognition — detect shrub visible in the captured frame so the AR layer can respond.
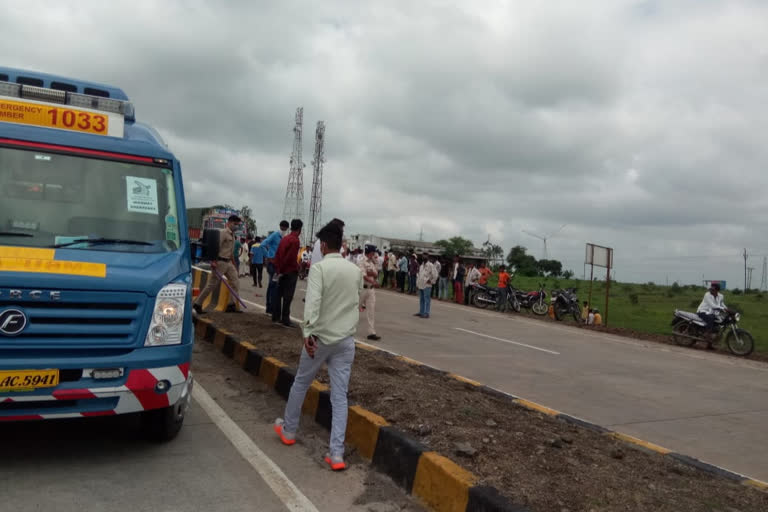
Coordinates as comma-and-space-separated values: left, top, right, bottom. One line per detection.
629, 293, 639, 305
732, 289, 742, 295
666, 289, 675, 298
756, 293, 764, 300
671, 282, 681, 294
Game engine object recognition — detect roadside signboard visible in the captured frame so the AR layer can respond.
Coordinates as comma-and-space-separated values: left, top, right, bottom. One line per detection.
585, 243, 614, 326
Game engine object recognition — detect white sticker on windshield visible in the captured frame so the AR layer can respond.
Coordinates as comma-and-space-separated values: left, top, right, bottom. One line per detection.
126, 176, 159, 215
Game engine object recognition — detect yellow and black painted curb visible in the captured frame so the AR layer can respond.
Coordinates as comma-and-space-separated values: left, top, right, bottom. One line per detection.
193, 316, 768, 510
192, 267, 233, 312
193, 316, 528, 512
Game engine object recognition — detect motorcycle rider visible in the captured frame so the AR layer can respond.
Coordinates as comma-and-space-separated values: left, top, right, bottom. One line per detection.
697, 283, 726, 340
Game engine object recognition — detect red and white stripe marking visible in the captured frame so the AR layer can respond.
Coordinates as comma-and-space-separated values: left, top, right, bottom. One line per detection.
0, 363, 192, 421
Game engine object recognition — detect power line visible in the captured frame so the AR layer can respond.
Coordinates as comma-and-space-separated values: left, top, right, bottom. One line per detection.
743, 248, 748, 292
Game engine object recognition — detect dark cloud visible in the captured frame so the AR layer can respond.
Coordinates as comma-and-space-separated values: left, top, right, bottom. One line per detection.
2, 0, 768, 286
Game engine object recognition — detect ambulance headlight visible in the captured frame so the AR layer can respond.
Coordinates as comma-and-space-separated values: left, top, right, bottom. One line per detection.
145, 284, 187, 346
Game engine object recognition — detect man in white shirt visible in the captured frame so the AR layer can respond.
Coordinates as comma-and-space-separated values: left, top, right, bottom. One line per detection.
274, 221, 362, 471
431, 257, 442, 299
466, 263, 481, 304
386, 252, 397, 289
375, 250, 384, 284
414, 254, 439, 318
697, 283, 727, 335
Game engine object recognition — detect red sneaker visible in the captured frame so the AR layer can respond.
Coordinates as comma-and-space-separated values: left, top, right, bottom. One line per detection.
273, 419, 296, 446
324, 453, 347, 471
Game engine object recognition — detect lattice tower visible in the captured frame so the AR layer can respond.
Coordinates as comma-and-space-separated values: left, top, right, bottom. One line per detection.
282, 107, 306, 226
307, 121, 326, 246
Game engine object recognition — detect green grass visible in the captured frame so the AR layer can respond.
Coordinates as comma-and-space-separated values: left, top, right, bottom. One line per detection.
497, 275, 768, 355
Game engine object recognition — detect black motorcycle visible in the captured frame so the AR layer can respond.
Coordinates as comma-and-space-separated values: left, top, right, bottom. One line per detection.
551, 288, 581, 322
511, 284, 548, 315
298, 261, 309, 280
471, 284, 521, 312
671, 308, 754, 356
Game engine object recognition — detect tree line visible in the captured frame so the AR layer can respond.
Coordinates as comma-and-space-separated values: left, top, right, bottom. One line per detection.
433, 236, 573, 278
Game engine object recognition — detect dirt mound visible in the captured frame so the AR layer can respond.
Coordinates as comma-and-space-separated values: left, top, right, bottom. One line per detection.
207, 311, 768, 511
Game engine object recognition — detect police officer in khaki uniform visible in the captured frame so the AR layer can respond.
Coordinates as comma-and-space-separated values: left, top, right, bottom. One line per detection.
193, 215, 242, 314
358, 244, 381, 340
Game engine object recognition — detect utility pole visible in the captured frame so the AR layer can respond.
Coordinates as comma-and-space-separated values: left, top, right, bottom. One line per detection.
761, 257, 767, 291
743, 248, 748, 292
747, 267, 755, 290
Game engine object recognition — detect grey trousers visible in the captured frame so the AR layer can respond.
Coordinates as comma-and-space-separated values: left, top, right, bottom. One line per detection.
282, 336, 356, 457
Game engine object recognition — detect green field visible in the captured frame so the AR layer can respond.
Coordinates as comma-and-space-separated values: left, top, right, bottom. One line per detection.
482, 274, 768, 355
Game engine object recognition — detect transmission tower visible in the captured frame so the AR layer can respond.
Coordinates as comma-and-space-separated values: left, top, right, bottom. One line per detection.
282, 107, 306, 227
307, 121, 325, 246
761, 257, 767, 291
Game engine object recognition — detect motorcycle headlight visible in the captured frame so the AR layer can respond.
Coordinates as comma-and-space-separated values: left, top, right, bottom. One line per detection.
145, 283, 188, 346
735, 312, 741, 322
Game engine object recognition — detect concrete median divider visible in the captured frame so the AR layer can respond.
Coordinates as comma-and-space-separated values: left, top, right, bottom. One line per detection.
193, 315, 767, 511
192, 267, 233, 312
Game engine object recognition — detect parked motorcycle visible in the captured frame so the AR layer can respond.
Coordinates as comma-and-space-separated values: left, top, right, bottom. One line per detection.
512, 284, 549, 315
670, 308, 754, 356
298, 262, 309, 280
551, 288, 581, 322
471, 284, 521, 312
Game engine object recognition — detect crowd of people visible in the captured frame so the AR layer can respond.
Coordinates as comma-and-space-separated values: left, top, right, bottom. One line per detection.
191, 214, 616, 470
192, 215, 612, 325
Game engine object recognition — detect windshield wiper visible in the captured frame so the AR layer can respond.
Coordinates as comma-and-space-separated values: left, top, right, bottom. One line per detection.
50, 238, 154, 248
0, 232, 34, 237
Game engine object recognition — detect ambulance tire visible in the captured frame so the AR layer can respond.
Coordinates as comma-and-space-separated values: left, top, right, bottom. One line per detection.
141, 401, 186, 442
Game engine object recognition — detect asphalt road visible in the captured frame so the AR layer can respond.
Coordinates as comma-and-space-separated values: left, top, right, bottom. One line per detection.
240, 274, 768, 482
0, 339, 423, 512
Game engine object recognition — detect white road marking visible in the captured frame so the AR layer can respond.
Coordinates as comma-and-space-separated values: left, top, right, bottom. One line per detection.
369, 288, 768, 372
192, 382, 320, 512
454, 327, 560, 355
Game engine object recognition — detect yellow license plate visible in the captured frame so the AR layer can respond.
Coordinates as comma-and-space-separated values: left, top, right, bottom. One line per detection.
0, 369, 59, 391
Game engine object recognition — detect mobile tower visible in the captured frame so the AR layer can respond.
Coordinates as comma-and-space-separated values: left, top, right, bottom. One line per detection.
307, 121, 326, 246
282, 107, 306, 227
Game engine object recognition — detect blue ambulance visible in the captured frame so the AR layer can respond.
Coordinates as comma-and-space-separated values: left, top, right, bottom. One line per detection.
0, 67, 193, 440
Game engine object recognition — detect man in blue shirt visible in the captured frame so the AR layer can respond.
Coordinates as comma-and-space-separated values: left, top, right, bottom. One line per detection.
397, 253, 408, 293
261, 220, 289, 314
250, 236, 265, 288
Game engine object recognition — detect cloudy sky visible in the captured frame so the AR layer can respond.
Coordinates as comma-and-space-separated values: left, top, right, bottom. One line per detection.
4, 0, 768, 286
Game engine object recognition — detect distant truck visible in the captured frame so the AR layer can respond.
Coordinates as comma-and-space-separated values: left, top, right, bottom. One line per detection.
187, 206, 248, 263
0, 67, 193, 441
187, 206, 247, 241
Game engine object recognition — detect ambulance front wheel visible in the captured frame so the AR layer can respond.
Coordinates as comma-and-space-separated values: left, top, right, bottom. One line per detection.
141, 398, 187, 442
